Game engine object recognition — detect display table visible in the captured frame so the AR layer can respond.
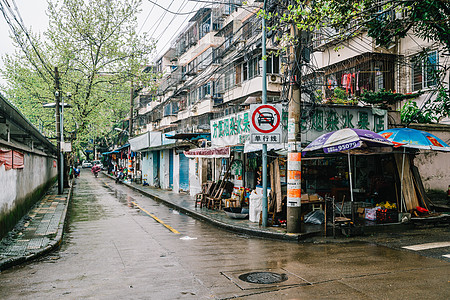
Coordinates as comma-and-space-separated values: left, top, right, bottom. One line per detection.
301, 200, 325, 211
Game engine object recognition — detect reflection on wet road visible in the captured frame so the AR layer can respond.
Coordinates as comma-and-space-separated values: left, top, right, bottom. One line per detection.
0, 170, 448, 299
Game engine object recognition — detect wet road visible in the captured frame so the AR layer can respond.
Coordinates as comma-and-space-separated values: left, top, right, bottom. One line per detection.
0, 170, 449, 299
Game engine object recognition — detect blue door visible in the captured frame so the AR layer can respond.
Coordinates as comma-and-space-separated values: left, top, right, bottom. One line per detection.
169, 150, 174, 188
153, 151, 160, 187
179, 153, 189, 191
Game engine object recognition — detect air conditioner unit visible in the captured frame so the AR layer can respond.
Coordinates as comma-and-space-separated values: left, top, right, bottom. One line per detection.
268, 74, 282, 84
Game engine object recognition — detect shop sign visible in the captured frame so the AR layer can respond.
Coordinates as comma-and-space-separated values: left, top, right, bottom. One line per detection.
211, 110, 250, 147
301, 107, 387, 142
183, 147, 230, 158
250, 104, 283, 144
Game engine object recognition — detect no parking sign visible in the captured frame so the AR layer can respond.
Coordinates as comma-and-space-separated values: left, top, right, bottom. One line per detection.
250, 104, 282, 144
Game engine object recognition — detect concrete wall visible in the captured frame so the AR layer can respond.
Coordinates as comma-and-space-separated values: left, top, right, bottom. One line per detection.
189, 157, 201, 196
173, 151, 180, 193
0, 150, 57, 238
410, 125, 450, 192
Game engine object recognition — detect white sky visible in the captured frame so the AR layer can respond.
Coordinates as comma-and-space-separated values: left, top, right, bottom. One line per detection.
0, 0, 201, 85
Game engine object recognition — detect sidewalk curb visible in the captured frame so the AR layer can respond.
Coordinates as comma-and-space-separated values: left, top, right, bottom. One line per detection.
104, 173, 317, 242
0, 180, 74, 272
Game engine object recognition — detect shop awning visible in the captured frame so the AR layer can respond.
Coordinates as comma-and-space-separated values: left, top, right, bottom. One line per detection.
166, 133, 210, 141
117, 143, 130, 150
102, 150, 119, 155
244, 142, 286, 153
129, 132, 151, 151
129, 132, 163, 151
183, 147, 230, 158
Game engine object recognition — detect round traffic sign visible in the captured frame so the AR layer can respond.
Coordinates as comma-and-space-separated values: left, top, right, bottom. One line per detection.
251, 105, 281, 134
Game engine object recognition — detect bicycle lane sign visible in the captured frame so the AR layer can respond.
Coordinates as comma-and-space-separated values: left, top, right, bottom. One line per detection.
250, 104, 282, 144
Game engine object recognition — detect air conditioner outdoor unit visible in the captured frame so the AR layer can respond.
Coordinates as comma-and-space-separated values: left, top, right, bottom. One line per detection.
268, 74, 282, 84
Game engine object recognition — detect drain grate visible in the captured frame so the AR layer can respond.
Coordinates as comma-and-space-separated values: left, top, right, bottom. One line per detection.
238, 272, 288, 284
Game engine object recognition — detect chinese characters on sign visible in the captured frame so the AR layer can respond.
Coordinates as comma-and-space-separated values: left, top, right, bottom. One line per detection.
210, 106, 387, 147
303, 107, 386, 141
211, 111, 250, 147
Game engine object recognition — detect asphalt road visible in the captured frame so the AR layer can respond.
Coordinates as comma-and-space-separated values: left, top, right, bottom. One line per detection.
0, 169, 449, 299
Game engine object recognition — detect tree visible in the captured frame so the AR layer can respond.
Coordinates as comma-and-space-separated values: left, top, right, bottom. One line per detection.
1, 0, 156, 152
267, 1, 450, 52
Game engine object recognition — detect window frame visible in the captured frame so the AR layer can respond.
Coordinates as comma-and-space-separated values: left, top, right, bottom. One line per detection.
411, 50, 438, 91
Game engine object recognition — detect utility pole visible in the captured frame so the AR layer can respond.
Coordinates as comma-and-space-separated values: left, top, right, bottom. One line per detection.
54, 67, 63, 194
129, 80, 134, 138
286, 15, 302, 233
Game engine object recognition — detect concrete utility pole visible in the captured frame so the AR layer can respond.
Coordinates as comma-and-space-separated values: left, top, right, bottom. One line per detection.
286, 21, 302, 233
54, 67, 63, 194
129, 81, 134, 138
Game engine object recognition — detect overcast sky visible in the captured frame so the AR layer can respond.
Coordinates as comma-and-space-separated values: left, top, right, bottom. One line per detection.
0, 0, 201, 85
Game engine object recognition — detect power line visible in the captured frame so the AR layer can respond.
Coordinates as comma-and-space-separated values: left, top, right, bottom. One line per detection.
154, 0, 190, 41
154, 1, 200, 58
138, 0, 157, 35
0, 0, 54, 80
146, 0, 200, 15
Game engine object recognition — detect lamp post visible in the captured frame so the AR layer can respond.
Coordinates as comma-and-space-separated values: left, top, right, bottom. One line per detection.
261, 0, 268, 227
43, 94, 72, 194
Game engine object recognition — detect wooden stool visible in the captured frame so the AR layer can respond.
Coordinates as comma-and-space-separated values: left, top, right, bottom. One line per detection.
225, 198, 238, 207
312, 203, 322, 211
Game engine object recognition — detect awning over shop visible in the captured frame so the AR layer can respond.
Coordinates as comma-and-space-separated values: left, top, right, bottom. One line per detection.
117, 143, 130, 150
183, 147, 230, 158
244, 142, 286, 153
166, 133, 210, 141
129, 132, 150, 151
102, 150, 119, 155
129, 132, 162, 151
102, 143, 129, 155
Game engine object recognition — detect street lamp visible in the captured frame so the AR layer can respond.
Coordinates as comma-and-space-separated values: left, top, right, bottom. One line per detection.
43, 93, 72, 194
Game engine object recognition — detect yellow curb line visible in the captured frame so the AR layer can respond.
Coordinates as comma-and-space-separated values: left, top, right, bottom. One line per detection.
131, 201, 180, 234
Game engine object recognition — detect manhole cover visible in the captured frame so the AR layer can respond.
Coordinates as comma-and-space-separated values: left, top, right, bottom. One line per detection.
238, 272, 288, 284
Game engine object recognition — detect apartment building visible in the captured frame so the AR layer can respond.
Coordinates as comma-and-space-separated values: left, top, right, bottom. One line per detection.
309, 4, 450, 192
126, 1, 448, 197
128, 0, 284, 195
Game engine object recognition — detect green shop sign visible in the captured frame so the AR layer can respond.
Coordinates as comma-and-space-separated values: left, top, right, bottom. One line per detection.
211, 110, 251, 147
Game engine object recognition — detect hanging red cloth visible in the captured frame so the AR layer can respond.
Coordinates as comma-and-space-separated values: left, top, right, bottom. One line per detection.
0, 149, 24, 170
0, 149, 12, 170
13, 151, 24, 169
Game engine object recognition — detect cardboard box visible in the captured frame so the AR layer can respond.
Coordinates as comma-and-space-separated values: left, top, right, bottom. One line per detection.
309, 194, 320, 202
301, 194, 309, 201
357, 207, 365, 218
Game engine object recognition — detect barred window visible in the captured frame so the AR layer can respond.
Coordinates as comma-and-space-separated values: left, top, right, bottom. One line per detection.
411, 51, 438, 91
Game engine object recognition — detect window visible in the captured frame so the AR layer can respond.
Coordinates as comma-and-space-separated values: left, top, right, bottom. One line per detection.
411, 51, 438, 91
198, 82, 211, 99
267, 55, 280, 74
242, 62, 248, 81
242, 14, 261, 40
199, 13, 211, 39
248, 57, 260, 79
189, 89, 198, 105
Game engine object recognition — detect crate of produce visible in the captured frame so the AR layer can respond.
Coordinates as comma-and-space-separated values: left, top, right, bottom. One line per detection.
376, 209, 398, 223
